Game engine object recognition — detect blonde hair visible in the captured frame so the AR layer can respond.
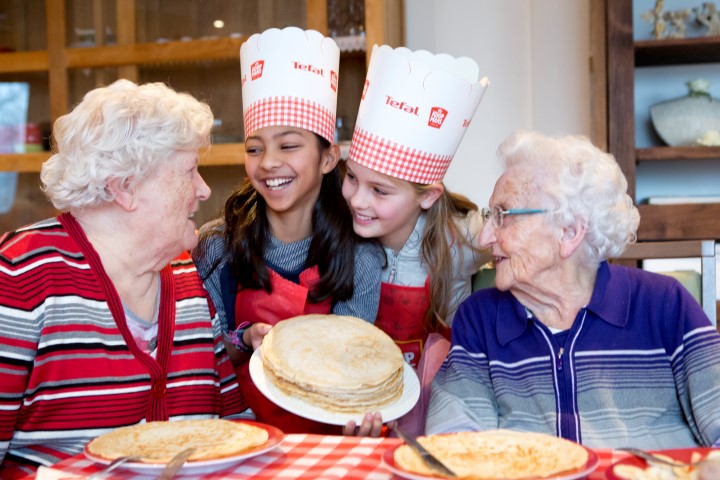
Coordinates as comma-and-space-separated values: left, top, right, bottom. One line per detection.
416, 184, 479, 331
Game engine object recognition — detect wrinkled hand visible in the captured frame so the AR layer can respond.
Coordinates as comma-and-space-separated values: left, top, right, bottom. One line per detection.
245, 323, 272, 350
342, 413, 395, 437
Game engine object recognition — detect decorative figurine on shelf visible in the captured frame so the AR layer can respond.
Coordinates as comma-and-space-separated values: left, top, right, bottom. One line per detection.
641, 0, 692, 39
663, 8, 692, 38
696, 2, 720, 37
641, 0, 666, 39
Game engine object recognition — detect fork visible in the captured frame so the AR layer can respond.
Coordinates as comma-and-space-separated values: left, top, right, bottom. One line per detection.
617, 447, 705, 468
86, 456, 140, 480
156, 447, 198, 480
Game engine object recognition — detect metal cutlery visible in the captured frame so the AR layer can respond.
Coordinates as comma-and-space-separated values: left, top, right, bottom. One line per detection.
391, 425, 457, 478
619, 447, 720, 480
618, 447, 705, 468
156, 447, 197, 480
86, 456, 140, 480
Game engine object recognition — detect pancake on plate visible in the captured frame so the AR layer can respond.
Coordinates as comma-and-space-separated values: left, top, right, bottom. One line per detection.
86, 419, 269, 463
261, 314, 404, 413
394, 429, 589, 479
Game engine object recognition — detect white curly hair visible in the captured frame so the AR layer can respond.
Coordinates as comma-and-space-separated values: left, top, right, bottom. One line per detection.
41, 79, 213, 211
498, 130, 640, 268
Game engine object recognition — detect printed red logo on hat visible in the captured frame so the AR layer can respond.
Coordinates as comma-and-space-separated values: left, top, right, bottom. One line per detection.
428, 107, 448, 129
362, 80, 370, 100
293, 61, 324, 76
385, 95, 419, 116
330, 71, 338, 92
251, 60, 264, 80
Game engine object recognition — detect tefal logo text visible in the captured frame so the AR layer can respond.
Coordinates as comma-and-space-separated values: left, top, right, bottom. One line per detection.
428, 107, 448, 128
385, 95, 419, 116
251, 60, 264, 80
293, 61, 325, 77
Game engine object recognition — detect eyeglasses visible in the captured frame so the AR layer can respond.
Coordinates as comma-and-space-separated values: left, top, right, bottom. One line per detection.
481, 206, 547, 228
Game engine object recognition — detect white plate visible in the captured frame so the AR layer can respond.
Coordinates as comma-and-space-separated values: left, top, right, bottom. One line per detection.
382, 441, 600, 480
83, 420, 283, 476
249, 346, 420, 425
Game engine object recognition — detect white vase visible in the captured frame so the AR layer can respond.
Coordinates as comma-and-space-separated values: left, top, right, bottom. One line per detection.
649, 81, 720, 147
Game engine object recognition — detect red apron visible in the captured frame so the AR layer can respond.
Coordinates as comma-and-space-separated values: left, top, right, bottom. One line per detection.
374, 278, 450, 369
235, 265, 337, 434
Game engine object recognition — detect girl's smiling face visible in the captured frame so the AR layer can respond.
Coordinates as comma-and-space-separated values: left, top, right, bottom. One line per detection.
341, 159, 426, 252
244, 126, 337, 221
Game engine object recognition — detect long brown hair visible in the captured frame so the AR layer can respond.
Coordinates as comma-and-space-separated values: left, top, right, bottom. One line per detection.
223, 134, 358, 302
415, 184, 480, 332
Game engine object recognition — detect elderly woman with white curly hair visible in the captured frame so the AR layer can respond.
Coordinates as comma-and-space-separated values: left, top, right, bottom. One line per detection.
425, 130, 720, 449
0, 79, 244, 478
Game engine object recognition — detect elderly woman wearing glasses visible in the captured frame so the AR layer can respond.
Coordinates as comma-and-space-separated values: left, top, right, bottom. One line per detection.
425, 130, 720, 449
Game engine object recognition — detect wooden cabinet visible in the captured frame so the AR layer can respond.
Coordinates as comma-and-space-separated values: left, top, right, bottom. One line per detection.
593, 0, 720, 241
0, 0, 404, 172
0, 0, 403, 231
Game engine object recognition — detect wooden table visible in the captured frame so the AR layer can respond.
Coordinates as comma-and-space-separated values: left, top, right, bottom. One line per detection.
36, 434, 625, 479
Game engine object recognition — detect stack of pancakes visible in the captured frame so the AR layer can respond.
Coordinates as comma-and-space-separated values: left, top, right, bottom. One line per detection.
261, 314, 404, 413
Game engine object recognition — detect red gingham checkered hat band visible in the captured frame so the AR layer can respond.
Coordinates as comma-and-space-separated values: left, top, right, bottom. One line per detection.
349, 127, 452, 184
244, 96, 336, 143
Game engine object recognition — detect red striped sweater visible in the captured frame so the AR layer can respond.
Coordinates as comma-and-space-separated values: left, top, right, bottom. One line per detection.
0, 215, 245, 478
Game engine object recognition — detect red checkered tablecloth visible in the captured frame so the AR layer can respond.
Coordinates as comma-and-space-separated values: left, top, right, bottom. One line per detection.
36, 435, 626, 479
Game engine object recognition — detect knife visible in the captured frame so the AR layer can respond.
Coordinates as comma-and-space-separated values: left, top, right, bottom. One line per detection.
156, 447, 196, 480
391, 425, 457, 478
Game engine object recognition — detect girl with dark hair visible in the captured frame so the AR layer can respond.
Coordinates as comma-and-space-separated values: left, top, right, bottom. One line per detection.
193, 27, 383, 436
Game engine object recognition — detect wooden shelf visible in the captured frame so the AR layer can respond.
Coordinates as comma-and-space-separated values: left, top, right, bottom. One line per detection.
0, 152, 51, 173
0, 143, 246, 173
637, 203, 720, 240
0, 37, 247, 75
635, 36, 720, 66
619, 238, 717, 259
65, 37, 245, 69
636, 146, 720, 162
599, 1, 720, 242
0, 51, 49, 73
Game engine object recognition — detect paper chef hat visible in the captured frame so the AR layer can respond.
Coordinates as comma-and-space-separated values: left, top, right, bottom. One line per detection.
349, 45, 489, 184
240, 27, 340, 143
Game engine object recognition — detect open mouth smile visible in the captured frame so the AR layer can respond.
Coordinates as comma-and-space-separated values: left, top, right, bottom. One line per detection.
265, 177, 293, 190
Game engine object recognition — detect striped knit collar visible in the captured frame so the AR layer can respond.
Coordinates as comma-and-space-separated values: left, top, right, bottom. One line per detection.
58, 212, 175, 420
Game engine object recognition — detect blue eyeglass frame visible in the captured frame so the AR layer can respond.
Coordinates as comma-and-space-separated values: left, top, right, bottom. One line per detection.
481, 206, 548, 228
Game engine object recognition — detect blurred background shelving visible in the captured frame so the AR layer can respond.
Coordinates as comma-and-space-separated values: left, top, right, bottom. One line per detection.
0, 0, 404, 231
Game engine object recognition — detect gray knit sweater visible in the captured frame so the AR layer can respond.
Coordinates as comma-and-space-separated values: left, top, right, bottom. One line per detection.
192, 219, 383, 335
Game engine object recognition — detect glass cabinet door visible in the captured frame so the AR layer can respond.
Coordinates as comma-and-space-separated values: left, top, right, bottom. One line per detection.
64, 0, 311, 143
0, 0, 47, 52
